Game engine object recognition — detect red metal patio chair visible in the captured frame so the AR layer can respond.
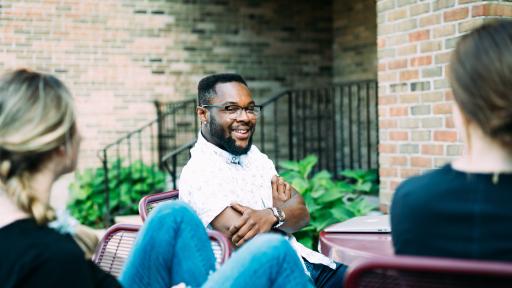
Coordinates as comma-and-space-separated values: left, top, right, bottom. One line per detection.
92, 223, 140, 277
344, 255, 512, 288
138, 190, 232, 266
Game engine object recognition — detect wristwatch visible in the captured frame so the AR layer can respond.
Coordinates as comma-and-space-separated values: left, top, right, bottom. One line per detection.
270, 207, 286, 228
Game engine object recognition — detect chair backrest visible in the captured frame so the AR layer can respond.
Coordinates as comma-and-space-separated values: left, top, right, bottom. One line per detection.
92, 223, 140, 277
344, 255, 512, 288
138, 190, 232, 267
138, 190, 179, 221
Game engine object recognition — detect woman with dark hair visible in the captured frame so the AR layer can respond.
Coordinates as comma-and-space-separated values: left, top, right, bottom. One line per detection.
391, 19, 512, 261
0, 69, 313, 288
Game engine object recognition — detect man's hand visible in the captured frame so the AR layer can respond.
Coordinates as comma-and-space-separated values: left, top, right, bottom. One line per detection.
272, 175, 292, 207
228, 203, 276, 247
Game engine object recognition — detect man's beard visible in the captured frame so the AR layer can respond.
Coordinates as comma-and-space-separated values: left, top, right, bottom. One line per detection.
208, 117, 255, 156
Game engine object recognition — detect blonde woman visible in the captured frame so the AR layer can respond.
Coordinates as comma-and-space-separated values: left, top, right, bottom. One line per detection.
0, 69, 312, 288
391, 20, 512, 261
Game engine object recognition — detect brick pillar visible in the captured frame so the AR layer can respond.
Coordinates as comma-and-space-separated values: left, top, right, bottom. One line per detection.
377, 0, 512, 208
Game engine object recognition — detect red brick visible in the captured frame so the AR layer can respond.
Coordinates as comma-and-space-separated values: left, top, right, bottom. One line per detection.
421, 144, 444, 155
410, 55, 432, 67
408, 29, 430, 42
400, 168, 421, 178
379, 95, 398, 105
391, 156, 407, 166
433, 103, 452, 114
390, 106, 409, 116
378, 38, 386, 48
388, 59, 408, 70
379, 143, 397, 153
390, 131, 408, 141
390, 180, 401, 191
434, 131, 458, 142
380, 167, 398, 177
411, 156, 433, 168
445, 116, 455, 128
378, 63, 387, 72
472, 4, 512, 17
444, 7, 469, 22
400, 70, 419, 81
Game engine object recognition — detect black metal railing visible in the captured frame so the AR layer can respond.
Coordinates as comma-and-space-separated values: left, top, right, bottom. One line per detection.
98, 99, 197, 224
161, 80, 379, 188
256, 80, 379, 174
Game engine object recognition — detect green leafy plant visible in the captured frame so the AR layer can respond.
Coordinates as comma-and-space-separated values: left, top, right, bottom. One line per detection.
68, 159, 166, 228
279, 155, 379, 249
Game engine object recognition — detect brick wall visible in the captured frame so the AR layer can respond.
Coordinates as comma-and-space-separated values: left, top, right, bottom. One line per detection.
377, 0, 512, 208
0, 0, 332, 168
334, 0, 377, 82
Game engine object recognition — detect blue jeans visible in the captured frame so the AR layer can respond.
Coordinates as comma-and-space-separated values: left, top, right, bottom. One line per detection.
119, 201, 313, 288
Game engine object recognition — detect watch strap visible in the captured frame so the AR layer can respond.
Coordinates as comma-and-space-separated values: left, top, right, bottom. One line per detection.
270, 207, 285, 228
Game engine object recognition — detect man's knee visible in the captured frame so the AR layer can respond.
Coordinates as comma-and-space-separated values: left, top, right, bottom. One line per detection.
148, 200, 197, 224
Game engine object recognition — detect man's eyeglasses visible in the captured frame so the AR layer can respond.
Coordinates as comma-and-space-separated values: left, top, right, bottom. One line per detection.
201, 104, 263, 119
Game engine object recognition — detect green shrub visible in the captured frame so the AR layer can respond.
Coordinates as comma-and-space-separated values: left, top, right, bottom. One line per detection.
279, 155, 378, 250
68, 159, 166, 228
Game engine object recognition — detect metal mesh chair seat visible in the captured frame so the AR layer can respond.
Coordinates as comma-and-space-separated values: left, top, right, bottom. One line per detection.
344, 255, 512, 288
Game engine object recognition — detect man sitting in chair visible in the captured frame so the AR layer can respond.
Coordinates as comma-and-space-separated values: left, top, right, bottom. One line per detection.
179, 73, 346, 288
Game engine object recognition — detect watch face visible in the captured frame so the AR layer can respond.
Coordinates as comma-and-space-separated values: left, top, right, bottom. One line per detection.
276, 208, 285, 221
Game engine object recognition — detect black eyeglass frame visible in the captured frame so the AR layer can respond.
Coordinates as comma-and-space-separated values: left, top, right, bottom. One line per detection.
201, 104, 263, 118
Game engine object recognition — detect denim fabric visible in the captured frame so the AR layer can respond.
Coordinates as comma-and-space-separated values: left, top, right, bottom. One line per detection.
303, 259, 347, 288
119, 201, 313, 288
119, 201, 216, 288
204, 234, 314, 288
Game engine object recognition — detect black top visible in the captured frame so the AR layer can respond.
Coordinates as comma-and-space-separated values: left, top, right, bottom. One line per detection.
0, 218, 121, 288
391, 164, 512, 261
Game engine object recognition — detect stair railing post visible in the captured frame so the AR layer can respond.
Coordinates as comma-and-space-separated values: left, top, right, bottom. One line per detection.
287, 91, 294, 161
101, 149, 111, 226
154, 101, 164, 169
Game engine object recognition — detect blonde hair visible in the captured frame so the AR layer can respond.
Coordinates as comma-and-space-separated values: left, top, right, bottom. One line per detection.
0, 69, 76, 224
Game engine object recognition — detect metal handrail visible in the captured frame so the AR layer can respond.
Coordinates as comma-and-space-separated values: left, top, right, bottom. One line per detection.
161, 139, 196, 189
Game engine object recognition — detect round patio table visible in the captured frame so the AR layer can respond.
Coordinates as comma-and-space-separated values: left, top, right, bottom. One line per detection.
319, 231, 394, 266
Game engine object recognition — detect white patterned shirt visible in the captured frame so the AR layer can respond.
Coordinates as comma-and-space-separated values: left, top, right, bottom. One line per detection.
179, 132, 336, 269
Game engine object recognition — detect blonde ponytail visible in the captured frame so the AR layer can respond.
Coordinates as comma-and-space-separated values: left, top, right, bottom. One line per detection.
0, 161, 56, 224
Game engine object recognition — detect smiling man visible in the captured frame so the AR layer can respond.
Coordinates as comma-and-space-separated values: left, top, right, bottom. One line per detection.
179, 73, 346, 288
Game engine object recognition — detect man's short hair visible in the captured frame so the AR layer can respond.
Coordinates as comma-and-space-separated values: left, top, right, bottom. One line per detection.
197, 73, 248, 106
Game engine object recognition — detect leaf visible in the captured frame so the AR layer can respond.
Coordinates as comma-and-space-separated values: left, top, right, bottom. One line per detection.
330, 205, 354, 220
315, 189, 343, 204
354, 182, 372, 193
335, 181, 353, 193
278, 160, 301, 172
299, 155, 318, 179
340, 169, 365, 180
291, 178, 309, 194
